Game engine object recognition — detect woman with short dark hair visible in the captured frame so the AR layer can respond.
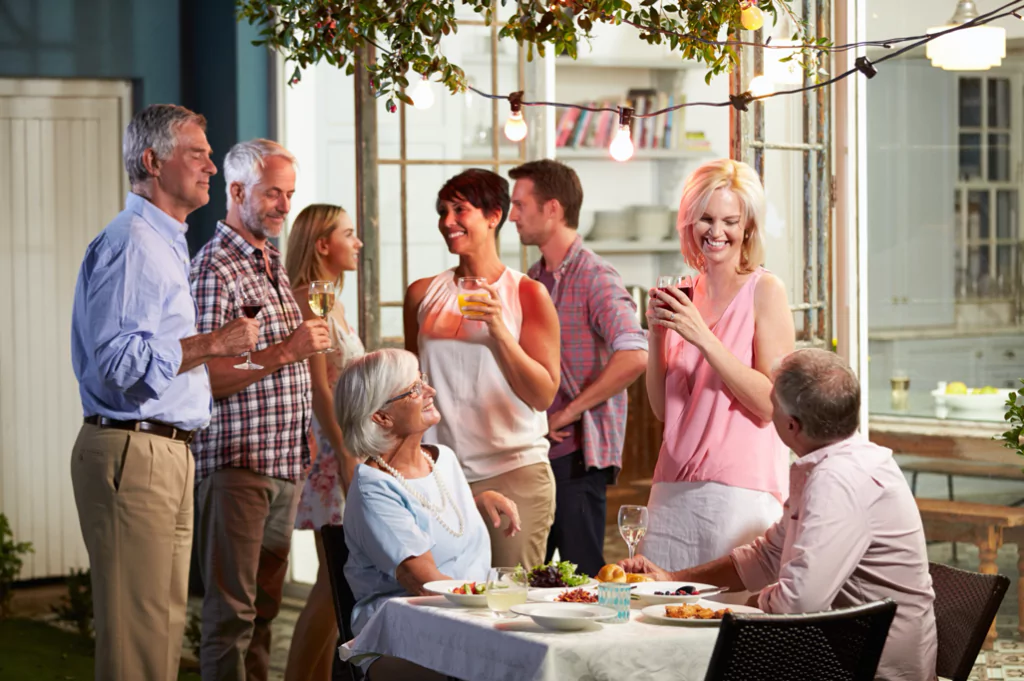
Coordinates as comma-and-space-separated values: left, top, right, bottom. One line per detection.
404, 168, 560, 569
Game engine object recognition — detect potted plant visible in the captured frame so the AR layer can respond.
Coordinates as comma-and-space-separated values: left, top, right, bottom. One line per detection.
0, 513, 33, 619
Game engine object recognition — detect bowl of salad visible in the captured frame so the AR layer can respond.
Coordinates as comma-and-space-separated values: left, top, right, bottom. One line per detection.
516, 560, 594, 590
423, 580, 489, 607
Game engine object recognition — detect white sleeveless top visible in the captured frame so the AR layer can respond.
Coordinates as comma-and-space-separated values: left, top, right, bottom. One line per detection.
417, 268, 550, 483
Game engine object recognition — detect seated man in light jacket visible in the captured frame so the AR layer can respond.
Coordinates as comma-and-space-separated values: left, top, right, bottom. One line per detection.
622, 348, 938, 681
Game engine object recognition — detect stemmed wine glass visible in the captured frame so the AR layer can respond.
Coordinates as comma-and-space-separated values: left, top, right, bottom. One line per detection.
308, 280, 336, 353
234, 273, 266, 371
618, 505, 649, 561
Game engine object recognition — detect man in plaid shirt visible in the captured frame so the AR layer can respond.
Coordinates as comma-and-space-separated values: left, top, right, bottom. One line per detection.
190, 139, 330, 681
510, 159, 648, 576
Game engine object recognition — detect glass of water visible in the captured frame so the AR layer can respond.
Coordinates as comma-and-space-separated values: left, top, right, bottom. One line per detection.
618, 505, 649, 561
485, 567, 528, 619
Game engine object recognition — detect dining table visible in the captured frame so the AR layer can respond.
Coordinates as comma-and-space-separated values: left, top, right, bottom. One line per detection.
339, 595, 726, 681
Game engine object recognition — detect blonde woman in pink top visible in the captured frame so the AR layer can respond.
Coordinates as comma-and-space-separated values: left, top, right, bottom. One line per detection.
641, 159, 795, 575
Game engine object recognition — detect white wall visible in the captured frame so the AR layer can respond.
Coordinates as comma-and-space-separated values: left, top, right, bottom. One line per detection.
866, 0, 1024, 42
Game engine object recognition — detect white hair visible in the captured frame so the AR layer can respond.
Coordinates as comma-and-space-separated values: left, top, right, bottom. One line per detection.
123, 104, 206, 187
334, 349, 420, 459
222, 138, 298, 206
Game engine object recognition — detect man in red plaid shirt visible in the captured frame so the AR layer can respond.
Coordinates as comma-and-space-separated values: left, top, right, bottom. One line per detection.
510, 159, 648, 577
189, 139, 330, 681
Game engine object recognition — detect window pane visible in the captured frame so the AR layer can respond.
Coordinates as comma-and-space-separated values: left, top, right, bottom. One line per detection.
996, 245, 1015, 295
996, 190, 1017, 239
988, 78, 1011, 128
960, 77, 982, 127
967, 190, 990, 239
988, 132, 1011, 181
968, 245, 991, 295
959, 133, 982, 180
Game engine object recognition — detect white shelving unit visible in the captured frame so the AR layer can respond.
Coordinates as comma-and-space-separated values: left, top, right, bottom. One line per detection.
544, 31, 728, 285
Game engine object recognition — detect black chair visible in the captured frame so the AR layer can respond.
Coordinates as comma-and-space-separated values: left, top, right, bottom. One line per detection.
320, 524, 364, 681
930, 561, 1009, 681
703, 599, 897, 681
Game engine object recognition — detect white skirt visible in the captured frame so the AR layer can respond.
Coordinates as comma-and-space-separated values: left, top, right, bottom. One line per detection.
639, 480, 782, 604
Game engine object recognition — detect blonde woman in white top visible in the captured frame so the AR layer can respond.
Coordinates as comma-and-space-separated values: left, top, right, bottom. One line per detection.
404, 168, 560, 569
284, 203, 364, 681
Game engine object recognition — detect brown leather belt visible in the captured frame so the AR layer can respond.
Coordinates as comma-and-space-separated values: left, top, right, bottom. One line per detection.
84, 416, 196, 444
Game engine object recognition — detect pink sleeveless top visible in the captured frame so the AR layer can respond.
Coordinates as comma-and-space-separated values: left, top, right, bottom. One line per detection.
652, 267, 789, 504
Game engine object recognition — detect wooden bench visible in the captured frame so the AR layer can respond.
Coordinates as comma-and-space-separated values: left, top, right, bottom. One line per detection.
916, 497, 1024, 646
902, 459, 1024, 496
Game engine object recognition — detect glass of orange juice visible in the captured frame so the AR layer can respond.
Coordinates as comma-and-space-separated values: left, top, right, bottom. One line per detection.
457, 277, 487, 317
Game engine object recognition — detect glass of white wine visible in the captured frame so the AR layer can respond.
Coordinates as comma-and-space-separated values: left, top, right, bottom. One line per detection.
308, 280, 335, 354
485, 567, 528, 619
618, 505, 649, 561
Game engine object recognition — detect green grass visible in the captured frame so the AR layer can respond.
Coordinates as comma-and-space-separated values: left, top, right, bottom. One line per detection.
0, 618, 201, 680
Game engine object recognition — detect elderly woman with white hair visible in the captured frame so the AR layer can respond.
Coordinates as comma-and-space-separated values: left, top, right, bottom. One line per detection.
338, 349, 520, 647
641, 158, 796, 578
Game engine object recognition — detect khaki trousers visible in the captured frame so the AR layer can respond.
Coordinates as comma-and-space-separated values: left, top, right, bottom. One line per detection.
196, 467, 300, 681
469, 462, 556, 568
70, 424, 194, 681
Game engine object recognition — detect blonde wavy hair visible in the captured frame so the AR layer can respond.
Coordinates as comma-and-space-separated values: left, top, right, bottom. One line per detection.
286, 203, 348, 289
676, 159, 766, 274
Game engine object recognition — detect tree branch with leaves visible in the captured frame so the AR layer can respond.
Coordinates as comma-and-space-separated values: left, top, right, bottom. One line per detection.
236, 0, 826, 110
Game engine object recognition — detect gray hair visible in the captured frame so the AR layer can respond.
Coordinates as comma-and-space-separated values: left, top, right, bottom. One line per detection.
222, 138, 298, 205
773, 349, 861, 443
123, 104, 207, 187
334, 349, 420, 459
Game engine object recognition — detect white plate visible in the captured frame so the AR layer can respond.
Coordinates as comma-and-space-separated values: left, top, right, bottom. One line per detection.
940, 391, 1010, 413
640, 601, 762, 626
630, 581, 719, 606
423, 580, 489, 608
510, 602, 617, 631
528, 586, 600, 603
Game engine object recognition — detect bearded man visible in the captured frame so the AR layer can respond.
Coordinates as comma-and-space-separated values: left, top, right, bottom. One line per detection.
189, 139, 331, 681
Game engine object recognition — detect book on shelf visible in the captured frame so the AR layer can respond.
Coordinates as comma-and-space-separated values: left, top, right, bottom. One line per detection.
554, 89, 694, 151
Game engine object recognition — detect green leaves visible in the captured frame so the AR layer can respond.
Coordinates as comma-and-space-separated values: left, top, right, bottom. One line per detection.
236, 0, 820, 107
997, 378, 1024, 459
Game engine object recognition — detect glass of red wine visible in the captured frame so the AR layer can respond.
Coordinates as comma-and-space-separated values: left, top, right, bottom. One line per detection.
234, 272, 266, 371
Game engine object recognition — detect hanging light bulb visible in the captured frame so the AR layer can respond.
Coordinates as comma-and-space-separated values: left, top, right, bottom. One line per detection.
749, 75, 775, 98
503, 91, 528, 142
609, 108, 635, 162
739, 1, 764, 31
927, 0, 1005, 71
410, 75, 435, 110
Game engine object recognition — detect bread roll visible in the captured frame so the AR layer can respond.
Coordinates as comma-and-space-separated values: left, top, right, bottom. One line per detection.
626, 573, 653, 583
596, 564, 627, 583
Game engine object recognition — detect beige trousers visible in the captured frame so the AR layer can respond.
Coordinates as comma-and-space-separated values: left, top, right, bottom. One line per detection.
70, 423, 194, 681
469, 461, 556, 568
196, 467, 300, 681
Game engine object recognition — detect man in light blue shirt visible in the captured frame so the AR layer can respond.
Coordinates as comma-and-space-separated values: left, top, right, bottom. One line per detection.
69, 104, 259, 681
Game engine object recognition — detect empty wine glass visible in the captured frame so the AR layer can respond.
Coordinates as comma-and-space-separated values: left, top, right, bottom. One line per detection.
308, 280, 336, 354
618, 505, 649, 561
234, 273, 266, 371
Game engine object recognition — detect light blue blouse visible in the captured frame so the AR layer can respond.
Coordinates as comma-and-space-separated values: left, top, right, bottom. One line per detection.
344, 445, 491, 634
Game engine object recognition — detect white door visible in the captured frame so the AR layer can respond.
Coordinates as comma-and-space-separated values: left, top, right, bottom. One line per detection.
0, 79, 131, 580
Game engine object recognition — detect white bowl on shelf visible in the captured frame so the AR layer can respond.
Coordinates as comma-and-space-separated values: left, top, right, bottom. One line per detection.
589, 210, 628, 241
933, 387, 1011, 413
629, 205, 671, 242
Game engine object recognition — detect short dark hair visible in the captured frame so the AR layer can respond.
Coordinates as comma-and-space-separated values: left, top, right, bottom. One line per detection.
436, 169, 510, 234
509, 159, 584, 228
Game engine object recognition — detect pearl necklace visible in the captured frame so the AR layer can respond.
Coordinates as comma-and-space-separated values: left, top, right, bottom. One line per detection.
370, 448, 465, 538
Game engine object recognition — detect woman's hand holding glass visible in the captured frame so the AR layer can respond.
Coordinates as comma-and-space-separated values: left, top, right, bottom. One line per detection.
458, 282, 507, 336
648, 278, 710, 348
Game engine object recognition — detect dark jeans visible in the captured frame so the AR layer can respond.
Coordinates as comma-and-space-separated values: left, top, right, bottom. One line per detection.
544, 450, 613, 577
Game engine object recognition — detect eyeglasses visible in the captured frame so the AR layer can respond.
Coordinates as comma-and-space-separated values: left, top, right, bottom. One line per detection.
383, 372, 430, 406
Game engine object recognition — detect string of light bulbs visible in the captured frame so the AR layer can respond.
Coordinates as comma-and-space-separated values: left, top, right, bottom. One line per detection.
402, 0, 1024, 161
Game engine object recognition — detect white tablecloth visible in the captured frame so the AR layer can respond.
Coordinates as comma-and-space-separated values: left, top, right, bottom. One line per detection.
339, 596, 722, 681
